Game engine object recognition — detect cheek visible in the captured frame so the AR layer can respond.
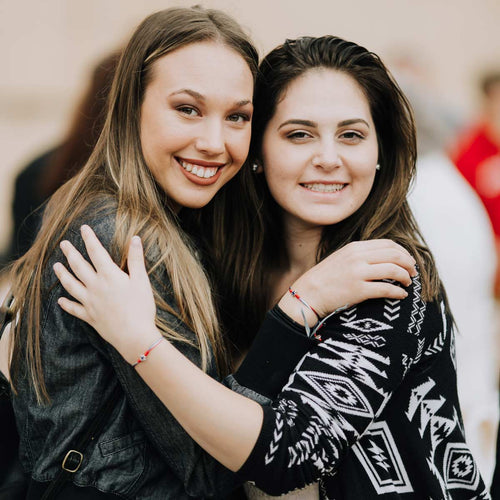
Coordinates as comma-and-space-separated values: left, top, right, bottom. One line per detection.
229, 130, 252, 166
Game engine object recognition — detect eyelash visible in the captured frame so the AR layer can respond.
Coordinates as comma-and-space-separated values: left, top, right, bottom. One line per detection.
341, 131, 365, 141
176, 106, 250, 124
286, 131, 312, 140
177, 105, 199, 116
286, 131, 366, 141
227, 113, 251, 124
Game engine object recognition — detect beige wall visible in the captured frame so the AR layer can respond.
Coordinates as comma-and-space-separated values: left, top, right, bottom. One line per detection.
1, 0, 500, 251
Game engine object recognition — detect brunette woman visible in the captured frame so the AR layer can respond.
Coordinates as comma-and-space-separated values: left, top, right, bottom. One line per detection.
54, 36, 490, 499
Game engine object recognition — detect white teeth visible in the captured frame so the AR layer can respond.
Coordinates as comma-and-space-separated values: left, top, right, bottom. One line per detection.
303, 183, 345, 193
178, 159, 220, 179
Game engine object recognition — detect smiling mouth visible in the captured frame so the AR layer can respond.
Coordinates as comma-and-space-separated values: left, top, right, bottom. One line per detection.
301, 183, 346, 193
177, 158, 222, 179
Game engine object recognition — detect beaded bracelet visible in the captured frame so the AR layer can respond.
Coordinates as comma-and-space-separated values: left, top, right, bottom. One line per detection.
132, 337, 165, 368
288, 287, 319, 320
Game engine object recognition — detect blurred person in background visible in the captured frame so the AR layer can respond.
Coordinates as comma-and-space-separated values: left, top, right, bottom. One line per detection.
1, 51, 120, 268
449, 71, 500, 496
396, 65, 499, 485
450, 71, 500, 297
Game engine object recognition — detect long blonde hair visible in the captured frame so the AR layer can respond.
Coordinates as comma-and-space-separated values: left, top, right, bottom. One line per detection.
8, 6, 259, 403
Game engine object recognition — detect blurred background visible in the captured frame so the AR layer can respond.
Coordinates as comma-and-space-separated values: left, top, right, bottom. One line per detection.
1, 0, 500, 489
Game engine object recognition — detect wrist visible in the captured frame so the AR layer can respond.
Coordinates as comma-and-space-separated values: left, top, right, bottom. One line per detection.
278, 291, 318, 327
118, 323, 161, 365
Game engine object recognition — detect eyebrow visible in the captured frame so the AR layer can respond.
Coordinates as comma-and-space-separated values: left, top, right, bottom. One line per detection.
278, 118, 370, 130
169, 88, 252, 107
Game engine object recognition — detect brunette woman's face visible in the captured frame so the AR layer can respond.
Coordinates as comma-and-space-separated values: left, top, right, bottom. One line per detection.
261, 69, 379, 231
140, 41, 254, 210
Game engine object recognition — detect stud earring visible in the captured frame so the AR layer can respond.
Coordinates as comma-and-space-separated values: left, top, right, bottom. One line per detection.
252, 162, 260, 173
375, 164, 381, 171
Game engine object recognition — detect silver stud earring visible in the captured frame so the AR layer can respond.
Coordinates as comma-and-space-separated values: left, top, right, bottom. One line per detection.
375, 164, 381, 171
252, 162, 259, 173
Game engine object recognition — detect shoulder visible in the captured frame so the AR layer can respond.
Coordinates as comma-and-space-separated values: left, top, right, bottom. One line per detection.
68, 198, 118, 247
41, 197, 118, 279
320, 274, 442, 343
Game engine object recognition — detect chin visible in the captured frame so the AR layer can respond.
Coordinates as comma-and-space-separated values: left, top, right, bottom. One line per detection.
178, 196, 215, 210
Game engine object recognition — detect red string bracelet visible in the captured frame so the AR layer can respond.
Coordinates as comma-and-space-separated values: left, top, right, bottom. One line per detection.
288, 287, 320, 320
132, 337, 165, 368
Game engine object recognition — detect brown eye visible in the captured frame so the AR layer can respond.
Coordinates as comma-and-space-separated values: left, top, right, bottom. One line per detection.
177, 106, 200, 117
227, 113, 250, 123
340, 131, 364, 142
287, 131, 312, 140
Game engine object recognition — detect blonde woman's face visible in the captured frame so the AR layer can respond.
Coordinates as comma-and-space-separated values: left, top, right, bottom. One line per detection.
262, 69, 379, 231
140, 41, 254, 211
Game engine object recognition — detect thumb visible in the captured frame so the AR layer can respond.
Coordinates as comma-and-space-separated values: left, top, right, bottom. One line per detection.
127, 236, 147, 280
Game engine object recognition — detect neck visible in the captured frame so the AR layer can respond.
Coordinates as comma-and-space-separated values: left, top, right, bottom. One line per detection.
268, 215, 323, 306
283, 216, 323, 280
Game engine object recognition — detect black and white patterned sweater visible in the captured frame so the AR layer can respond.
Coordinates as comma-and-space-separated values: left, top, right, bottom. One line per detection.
231, 276, 491, 499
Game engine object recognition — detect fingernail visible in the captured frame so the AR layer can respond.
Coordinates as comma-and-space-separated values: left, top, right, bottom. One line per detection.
132, 236, 141, 246
81, 225, 90, 234
60, 240, 68, 250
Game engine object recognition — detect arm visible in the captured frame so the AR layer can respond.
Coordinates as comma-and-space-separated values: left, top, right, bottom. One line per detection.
59, 220, 240, 497
117, 283, 422, 496
54, 226, 417, 469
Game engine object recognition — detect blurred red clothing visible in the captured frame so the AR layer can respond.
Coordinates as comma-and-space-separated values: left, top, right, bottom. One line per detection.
451, 122, 500, 237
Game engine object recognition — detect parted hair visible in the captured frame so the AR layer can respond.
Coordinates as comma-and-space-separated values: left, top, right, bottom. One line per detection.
8, 6, 259, 402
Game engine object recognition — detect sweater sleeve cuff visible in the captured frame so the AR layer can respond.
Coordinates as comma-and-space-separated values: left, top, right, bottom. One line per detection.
233, 306, 317, 400
236, 404, 277, 480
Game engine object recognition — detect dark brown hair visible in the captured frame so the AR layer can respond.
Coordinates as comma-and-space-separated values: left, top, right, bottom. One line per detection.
217, 36, 441, 353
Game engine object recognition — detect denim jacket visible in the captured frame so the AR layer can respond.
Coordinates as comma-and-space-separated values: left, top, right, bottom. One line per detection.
12, 207, 238, 499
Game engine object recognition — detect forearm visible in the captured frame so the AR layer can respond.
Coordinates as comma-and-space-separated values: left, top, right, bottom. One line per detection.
133, 326, 264, 471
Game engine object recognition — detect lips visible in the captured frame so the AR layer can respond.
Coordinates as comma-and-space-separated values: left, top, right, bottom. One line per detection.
301, 182, 346, 193
177, 158, 223, 179
176, 157, 227, 186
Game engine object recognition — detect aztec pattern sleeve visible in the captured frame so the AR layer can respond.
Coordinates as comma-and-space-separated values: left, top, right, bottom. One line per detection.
237, 276, 429, 495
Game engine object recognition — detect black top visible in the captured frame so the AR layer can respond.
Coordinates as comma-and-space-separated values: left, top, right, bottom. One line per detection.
233, 276, 491, 499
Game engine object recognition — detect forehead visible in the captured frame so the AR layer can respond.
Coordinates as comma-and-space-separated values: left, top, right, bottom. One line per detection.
147, 41, 254, 96
275, 69, 372, 121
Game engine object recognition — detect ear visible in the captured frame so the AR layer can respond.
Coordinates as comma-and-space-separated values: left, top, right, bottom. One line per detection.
251, 160, 264, 174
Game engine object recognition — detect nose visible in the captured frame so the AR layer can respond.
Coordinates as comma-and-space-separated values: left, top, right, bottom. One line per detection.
312, 138, 341, 170
196, 118, 225, 156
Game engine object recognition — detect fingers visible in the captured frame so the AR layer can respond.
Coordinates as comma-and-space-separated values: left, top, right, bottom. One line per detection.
53, 262, 88, 304
364, 281, 409, 301
348, 239, 416, 269
57, 297, 92, 325
60, 240, 96, 285
127, 236, 148, 280
363, 247, 417, 277
365, 263, 412, 286
80, 225, 118, 275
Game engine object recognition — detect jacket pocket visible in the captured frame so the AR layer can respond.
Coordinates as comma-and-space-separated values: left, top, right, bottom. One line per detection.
78, 429, 146, 497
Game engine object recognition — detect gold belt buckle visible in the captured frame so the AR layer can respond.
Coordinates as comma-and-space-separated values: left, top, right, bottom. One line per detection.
61, 449, 83, 473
